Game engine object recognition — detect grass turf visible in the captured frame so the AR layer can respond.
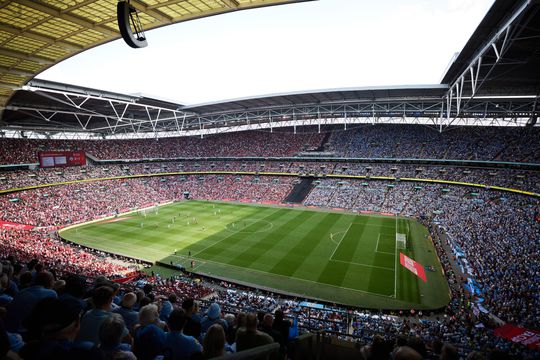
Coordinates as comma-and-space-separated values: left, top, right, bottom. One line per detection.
60, 200, 450, 309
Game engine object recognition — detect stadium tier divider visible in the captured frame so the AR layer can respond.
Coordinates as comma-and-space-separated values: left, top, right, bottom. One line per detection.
1, 170, 539, 198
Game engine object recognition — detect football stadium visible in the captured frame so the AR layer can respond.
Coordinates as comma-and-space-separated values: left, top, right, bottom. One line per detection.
0, 0, 539, 359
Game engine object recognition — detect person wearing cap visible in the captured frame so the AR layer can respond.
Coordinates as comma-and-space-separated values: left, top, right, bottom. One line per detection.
201, 303, 228, 334
181, 298, 202, 339
159, 293, 177, 322
19, 298, 104, 360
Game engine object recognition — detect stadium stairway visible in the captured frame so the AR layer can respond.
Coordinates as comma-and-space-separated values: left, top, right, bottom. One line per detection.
314, 131, 333, 152
285, 177, 315, 203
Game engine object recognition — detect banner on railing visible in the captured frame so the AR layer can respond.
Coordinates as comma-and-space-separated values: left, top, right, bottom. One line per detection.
399, 253, 427, 282
494, 324, 540, 350
0, 221, 35, 230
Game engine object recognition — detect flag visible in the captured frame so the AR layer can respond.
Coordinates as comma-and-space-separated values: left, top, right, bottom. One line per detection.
494, 324, 540, 350
400, 253, 427, 282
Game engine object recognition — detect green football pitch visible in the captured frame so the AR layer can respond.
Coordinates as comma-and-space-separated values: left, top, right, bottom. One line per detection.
60, 200, 450, 309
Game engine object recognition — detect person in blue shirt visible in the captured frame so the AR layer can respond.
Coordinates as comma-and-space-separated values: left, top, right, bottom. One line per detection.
181, 298, 201, 339
99, 313, 136, 360
58, 275, 88, 315
5, 271, 57, 333
0, 273, 14, 307
113, 292, 139, 333
20, 298, 104, 360
163, 309, 202, 360
200, 303, 228, 334
159, 294, 177, 322
133, 304, 166, 360
77, 286, 128, 346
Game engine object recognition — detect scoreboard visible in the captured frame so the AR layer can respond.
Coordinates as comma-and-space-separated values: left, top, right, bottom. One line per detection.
38, 151, 86, 168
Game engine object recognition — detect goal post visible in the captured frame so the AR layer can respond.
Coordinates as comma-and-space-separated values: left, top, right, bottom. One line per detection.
396, 233, 407, 249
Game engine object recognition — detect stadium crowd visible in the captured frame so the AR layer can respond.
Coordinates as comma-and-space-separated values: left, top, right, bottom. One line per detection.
0, 230, 136, 278
0, 129, 324, 164
0, 175, 537, 357
326, 125, 540, 163
0, 176, 294, 227
1, 125, 538, 165
0, 160, 537, 193
0, 124, 539, 358
305, 180, 540, 329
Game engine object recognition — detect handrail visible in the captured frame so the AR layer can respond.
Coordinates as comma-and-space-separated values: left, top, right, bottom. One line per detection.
212, 342, 280, 360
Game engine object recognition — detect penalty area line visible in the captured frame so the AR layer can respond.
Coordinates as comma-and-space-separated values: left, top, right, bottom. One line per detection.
329, 258, 394, 271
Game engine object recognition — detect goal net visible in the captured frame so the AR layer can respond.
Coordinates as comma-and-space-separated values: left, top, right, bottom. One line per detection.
396, 233, 407, 249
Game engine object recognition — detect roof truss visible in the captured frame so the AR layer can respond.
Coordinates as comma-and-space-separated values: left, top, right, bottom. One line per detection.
0, 0, 312, 108
2, 83, 537, 138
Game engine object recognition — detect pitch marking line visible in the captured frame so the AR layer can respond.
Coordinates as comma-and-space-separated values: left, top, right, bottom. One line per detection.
329, 258, 393, 271
192, 209, 281, 257
189, 254, 396, 299
393, 217, 399, 298
70, 233, 168, 259
329, 231, 345, 245
375, 233, 395, 255
352, 223, 396, 230
169, 255, 206, 271
329, 223, 352, 260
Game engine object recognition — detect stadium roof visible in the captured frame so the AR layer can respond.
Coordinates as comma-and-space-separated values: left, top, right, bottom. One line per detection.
0, 0, 311, 108
2, 79, 536, 138
0, 0, 539, 138
182, 85, 449, 114
441, 0, 540, 97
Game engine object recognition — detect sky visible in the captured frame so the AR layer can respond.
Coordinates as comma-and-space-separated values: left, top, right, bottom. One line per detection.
36, 0, 495, 105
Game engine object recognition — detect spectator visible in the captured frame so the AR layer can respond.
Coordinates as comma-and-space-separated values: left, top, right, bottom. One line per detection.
113, 292, 139, 333
272, 309, 290, 349
58, 275, 88, 315
163, 309, 202, 360
5, 271, 57, 333
133, 304, 166, 360
201, 303, 228, 334
235, 313, 274, 352
99, 313, 136, 360
201, 324, 227, 359
223, 314, 236, 345
77, 286, 124, 345
159, 293, 177, 322
260, 313, 281, 344
20, 298, 103, 360
393, 346, 423, 360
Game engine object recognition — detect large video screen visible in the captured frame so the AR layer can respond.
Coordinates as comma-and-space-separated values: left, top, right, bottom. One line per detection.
38, 151, 86, 168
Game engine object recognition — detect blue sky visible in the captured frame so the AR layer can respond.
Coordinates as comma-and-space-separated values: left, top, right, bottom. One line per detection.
36, 0, 495, 105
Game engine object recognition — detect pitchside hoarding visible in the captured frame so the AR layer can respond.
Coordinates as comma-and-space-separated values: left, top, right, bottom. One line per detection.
38, 151, 86, 168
